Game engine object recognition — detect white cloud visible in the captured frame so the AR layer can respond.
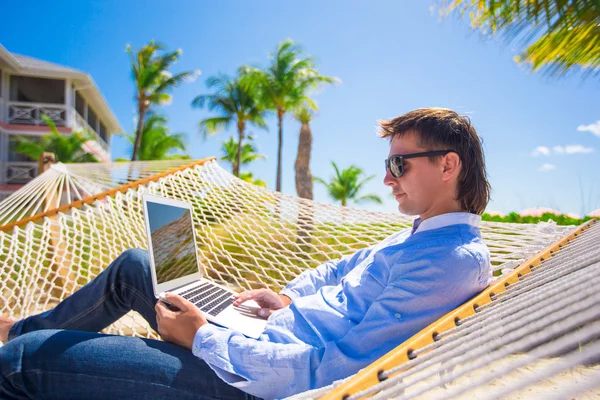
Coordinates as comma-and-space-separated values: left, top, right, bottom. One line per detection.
538, 164, 556, 172
577, 120, 600, 138
531, 146, 551, 156
532, 144, 594, 156
565, 145, 594, 154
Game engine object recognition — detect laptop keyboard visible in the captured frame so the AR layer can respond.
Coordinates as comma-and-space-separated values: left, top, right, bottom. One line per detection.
180, 281, 234, 317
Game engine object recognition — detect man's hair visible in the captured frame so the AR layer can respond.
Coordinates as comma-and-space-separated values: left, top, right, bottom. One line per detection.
378, 108, 491, 215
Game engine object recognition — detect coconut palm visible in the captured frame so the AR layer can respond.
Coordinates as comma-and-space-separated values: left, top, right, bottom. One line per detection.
124, 114, 188, 161
192, 74, 267, 177
220, 136, 266, 174
239, 172, 267, 187
240, 39, 338, 191
15, 114, 98, 163
440, 1, 600, 76
293, 106, 315, 200
127, 40, 198, 161
314, 162, 383, 207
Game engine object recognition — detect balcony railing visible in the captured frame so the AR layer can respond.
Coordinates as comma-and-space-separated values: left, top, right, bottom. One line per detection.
73, 112, 110, 154
0, 162, 38, 184
7, 102, 67, 126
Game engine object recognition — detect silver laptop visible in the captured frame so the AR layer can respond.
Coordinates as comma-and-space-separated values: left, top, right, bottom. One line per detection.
142, 193, 267, 339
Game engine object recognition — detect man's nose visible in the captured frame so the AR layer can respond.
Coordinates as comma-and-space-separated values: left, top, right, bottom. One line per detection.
383, 168, 396, 186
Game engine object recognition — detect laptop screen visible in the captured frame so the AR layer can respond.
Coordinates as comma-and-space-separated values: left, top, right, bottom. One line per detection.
146, 201, 199, 284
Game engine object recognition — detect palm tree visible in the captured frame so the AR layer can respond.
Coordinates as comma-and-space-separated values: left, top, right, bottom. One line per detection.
192, 74, 267, 177
15, 115, 98, 163
314, 162, 383, 207
294, 106, 315, 200
124, 114, 188, 161
127, 40, 198, 161
220, 136, 266, 174
239, 172, 267, 187
240, 39, 338, 191
440, 1, 600, 76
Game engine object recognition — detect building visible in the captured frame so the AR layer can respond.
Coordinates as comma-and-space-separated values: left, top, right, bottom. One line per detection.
0, 43, 122, 200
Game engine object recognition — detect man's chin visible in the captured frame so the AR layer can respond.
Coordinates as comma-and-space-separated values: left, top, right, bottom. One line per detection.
397, 205, 415, 216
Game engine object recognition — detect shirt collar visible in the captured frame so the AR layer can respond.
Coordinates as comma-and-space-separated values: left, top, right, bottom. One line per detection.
411, 212, 481, 235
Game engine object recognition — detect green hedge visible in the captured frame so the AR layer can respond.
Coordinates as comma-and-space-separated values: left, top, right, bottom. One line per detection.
482, 212, 597, 226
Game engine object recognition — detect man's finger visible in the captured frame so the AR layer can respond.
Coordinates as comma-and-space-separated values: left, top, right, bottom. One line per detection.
164, 293, 190, 311
233, 289, 264, 305
155, 300, 172, 318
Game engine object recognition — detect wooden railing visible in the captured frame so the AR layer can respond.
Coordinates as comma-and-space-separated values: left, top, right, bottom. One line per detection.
73, 111, 110, 153
7, 102, 67, 126
1, 162, 38, 184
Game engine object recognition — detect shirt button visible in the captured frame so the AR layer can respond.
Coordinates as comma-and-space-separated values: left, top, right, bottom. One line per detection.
395, 313, 401, 319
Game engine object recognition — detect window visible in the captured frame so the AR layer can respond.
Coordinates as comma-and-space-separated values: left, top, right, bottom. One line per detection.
99, 122, 107, 142
10, 76, 65, 103
75, 91, 85, 117
87, 108, 98, 131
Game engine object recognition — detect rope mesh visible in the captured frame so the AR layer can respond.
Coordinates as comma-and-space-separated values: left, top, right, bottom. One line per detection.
0, 159, 584, 397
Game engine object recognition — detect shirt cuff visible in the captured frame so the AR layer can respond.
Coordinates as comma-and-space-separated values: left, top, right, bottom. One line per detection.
280, 288, 301, 302
191, 323, 218, 357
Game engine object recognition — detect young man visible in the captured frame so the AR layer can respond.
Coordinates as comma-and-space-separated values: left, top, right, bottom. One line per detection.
0, 108, 492, 400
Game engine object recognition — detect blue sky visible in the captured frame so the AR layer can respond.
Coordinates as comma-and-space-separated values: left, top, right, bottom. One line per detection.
147, 202, 189, 234
2, 1, 598, 216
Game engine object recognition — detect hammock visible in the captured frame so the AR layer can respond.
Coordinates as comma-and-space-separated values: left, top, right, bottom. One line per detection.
2, 158, 595, 398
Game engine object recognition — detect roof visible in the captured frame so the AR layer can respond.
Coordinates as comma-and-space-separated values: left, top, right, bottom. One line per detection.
0, 44, 123, 134
11, 53, 85, 75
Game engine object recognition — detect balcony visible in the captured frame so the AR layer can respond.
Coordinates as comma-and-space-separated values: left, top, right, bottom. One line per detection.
0, 162, 38, 184
2, 102, 111, 163
73, 111, 110, 154
7, 102, 67, 126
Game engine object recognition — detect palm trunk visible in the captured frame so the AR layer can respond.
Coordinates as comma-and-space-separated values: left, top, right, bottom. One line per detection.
294, 122, 313, 200
131, 98, 146, 162
295, 121, 314, 249
276, 109, 284, 192
235, 121, 245, 177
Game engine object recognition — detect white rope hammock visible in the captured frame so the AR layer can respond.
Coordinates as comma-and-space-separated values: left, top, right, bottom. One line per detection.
2, 158, 590, 398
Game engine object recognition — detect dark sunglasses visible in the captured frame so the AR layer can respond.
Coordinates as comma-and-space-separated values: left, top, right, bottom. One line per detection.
385, 150, 454, 178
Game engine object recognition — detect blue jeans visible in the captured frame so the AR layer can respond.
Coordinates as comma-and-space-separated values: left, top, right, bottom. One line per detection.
0, 249, 257, 400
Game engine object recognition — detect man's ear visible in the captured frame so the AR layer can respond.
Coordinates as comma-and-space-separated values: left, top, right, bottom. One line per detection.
441, 152, 461, 181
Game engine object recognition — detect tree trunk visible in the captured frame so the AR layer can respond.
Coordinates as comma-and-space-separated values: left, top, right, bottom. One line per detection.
235, 121, 245, 177
131, 97, 146, 162
294, 122, 313, 200
295, 122, 314, 250
276, 109, 284, 192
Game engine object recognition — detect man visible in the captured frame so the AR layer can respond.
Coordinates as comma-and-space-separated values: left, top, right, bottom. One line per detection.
0, 108, 492, 400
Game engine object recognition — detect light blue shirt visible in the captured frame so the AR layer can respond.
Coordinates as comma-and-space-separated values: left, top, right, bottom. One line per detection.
192, 212, 492, 399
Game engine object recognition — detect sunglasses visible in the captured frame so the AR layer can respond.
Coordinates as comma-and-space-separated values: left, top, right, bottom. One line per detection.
385, 150, 454, 178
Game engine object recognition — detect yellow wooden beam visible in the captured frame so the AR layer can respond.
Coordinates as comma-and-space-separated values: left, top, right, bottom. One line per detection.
0, 157, 216, 233
320, 218, 597, 400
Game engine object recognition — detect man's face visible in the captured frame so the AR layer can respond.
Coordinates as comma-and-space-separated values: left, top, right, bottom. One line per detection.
383, 131, 448, 217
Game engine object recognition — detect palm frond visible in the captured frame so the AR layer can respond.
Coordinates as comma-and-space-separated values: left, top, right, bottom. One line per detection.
198, 116, 233, 138
356, 194, 383, 205
441, 0, 600, 76
316, 162, 382, 206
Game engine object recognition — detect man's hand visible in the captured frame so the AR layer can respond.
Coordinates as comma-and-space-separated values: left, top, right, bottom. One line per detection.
233, 289, 292, 318
155, 292, 207, 349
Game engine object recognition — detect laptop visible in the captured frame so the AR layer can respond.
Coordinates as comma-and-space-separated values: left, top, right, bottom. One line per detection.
142, 193, 267, 339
